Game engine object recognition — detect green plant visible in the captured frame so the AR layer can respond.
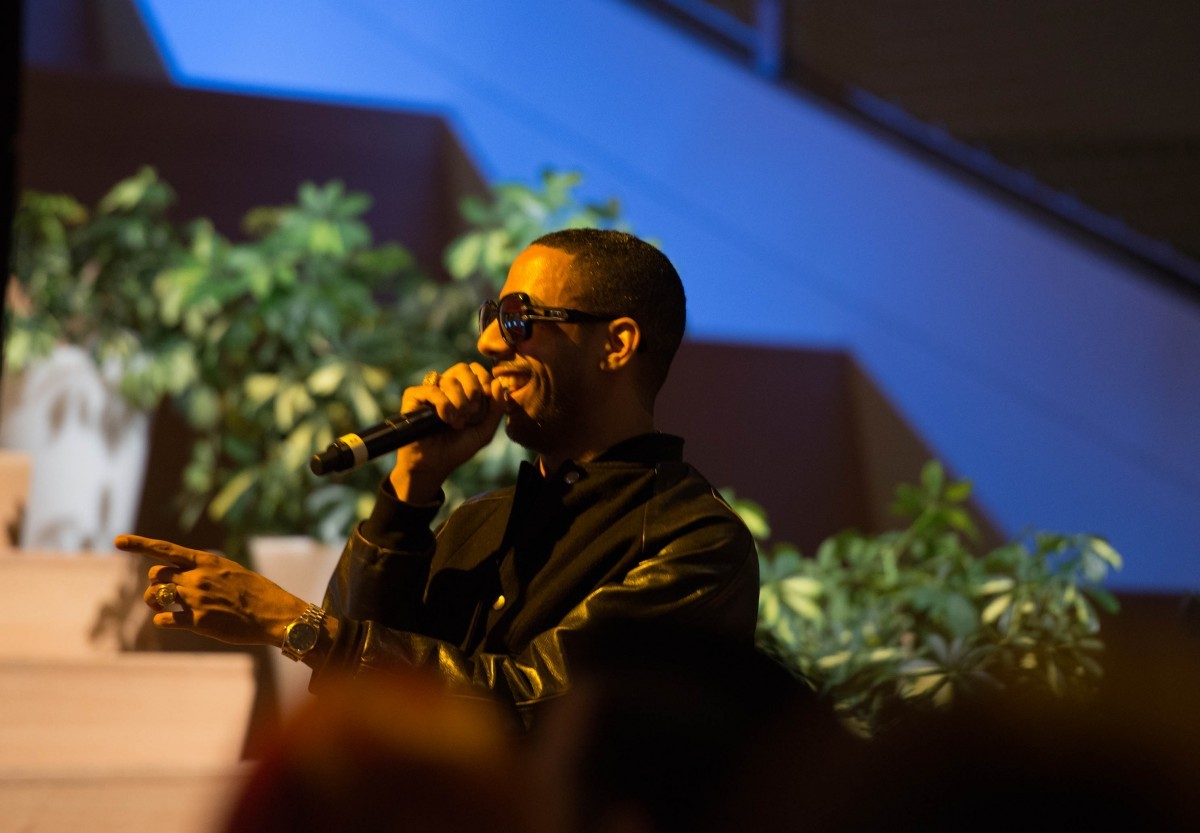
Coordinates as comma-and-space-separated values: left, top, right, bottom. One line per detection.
159, 180, 440, 555
6, 167, 197, 408
746, 461, 1122, 736
8, 167, 633, 561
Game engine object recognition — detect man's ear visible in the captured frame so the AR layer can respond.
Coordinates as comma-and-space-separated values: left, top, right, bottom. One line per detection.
600, 317, 640, 372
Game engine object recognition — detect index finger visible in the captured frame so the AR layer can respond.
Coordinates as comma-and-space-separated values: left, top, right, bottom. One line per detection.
114, 534, 205, 569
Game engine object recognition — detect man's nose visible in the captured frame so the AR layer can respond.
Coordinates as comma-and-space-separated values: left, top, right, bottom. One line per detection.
477, 317, 511, 360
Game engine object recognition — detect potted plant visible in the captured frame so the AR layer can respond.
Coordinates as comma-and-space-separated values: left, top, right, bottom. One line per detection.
4, 164, 627, 561
3, 167, 197, 549
746, 461, 1122, 736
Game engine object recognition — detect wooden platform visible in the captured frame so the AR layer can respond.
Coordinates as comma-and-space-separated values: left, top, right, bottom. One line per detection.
0, 551, 257, 833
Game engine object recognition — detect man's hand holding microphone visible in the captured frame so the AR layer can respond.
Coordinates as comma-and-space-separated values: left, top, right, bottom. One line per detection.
387, 362, 506, 504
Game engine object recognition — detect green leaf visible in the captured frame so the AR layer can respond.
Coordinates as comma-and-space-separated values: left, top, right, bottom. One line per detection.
765, 615, 799, 654
814, 536, 842, 569
767, 546, 804, 578
183, 457, 213, 493
909, 586, 942, 612
348, 381, 382, 425
758, 585, 781, 628
943, 479, 973, 503
889, 483, 924, 518
720, 490, 771, 542
1086, 537, 1123, 570
976, 577, 1015, 596
298, 181, 322, 210
181, 386, 220, 430
1080, 550, 1111, 583
897, 660, 945, 700
281, 421, 316, 471
816, 651, 852, 670
208, 468, 257, 521
97, 166, 157, 213
981, 593, 1012, 625
360, 365, 390, 391
335, 191, 372, 218
1082, 585, 1120, 614
780, 576, 823, 620
1074, 596, 1099, 632
924, 633, 952, 663
273, 383, 316, 431
942, 507, 978, 538
482, 228, 514, 273
309, 220, 344, 254
444, 233, 484, 279
1046, 661, 1063, 696
940, 592, 979, 638
920, 460, 945, 497
307, 363, 346, 396
245, 263, 273, 299
244, 374, 280, 405
458, 195, 493, 225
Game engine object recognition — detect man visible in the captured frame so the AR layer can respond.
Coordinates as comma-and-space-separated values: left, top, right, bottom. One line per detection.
117, 229, 758, 725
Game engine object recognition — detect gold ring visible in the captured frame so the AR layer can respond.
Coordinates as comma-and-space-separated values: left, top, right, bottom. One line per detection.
154, 583, 178, 608
422, 370, 441, 386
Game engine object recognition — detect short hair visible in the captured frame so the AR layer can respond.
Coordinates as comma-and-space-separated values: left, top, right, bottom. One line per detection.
532, 228, 686, 398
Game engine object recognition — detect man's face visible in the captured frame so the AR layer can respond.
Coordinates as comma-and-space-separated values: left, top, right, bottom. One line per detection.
477, 245, 604, 455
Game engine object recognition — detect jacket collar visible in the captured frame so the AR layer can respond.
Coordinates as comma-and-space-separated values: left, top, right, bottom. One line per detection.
591, 432, 684, 465
445, 433, 686, 578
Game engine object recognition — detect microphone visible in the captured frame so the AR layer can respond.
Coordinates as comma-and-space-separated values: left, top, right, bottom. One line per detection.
309, 407, 448, 476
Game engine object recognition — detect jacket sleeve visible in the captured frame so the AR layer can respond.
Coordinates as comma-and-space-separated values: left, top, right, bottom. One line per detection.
313, 503, 759, 724
315, 485, 440, 661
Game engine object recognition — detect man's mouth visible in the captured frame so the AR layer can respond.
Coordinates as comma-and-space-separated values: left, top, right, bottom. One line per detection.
494, 369, 532, 399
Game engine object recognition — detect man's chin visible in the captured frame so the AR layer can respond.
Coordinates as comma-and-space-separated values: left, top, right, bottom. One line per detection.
503, 412, 539, 450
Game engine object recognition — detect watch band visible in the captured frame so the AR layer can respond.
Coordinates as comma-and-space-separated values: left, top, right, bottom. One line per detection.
281, 602, 327, 661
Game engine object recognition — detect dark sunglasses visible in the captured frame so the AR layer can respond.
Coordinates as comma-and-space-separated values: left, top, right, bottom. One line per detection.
478, 292, 617, 346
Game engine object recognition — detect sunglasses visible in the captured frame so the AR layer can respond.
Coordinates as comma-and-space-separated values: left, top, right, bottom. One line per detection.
478, 292, 617, 346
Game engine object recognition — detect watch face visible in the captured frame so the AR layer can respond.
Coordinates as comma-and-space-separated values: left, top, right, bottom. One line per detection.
286, 621, 319, 653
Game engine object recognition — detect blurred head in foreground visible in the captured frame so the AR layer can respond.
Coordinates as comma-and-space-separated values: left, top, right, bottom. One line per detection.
221, 671, 524, 833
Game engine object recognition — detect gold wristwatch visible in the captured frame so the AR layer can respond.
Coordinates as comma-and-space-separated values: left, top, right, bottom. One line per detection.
281, 603, 327, 661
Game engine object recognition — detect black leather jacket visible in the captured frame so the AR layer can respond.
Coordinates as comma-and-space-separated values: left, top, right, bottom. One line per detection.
314, 433, 759, 723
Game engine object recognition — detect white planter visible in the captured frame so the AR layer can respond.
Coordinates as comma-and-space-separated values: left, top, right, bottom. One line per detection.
0, 345, 151, 551
249, 535, 343, 718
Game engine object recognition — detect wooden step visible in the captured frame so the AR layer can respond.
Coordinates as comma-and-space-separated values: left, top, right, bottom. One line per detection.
0, 653, 256, 776
0, 551, 144, 658
0, 765, 253, 833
